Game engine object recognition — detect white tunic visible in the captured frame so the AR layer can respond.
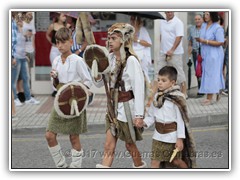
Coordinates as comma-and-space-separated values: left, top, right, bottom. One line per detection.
160, 16, 184, 55
52, 54, 92, 88
144, 94, 186, 143
94, 53, 145, 122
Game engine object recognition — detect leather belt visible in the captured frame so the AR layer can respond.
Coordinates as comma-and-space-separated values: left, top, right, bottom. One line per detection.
155, 122, 177, 134
118, 90, 134, 102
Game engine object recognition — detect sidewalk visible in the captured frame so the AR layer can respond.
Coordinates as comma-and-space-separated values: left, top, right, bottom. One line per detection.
12, 88, 229, 130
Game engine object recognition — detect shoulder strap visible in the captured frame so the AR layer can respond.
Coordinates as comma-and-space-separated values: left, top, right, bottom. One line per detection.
115, 60, 127, 90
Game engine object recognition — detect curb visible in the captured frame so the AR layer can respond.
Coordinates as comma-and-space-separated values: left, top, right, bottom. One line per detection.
12, 113, 229, 135
190, 113, 229, 128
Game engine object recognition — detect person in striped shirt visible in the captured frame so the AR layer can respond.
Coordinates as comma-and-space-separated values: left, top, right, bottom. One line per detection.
69, 18, 87, 58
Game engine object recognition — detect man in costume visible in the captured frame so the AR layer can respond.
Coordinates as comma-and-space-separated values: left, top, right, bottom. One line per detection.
85, 23, 147, 168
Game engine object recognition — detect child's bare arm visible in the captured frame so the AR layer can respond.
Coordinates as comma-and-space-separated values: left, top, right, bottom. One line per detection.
175, 138, 184, 151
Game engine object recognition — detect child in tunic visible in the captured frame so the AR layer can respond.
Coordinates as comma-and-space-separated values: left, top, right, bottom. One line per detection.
136, 66, 196, 168
45, 27, 92, 168
94, 23, 147, 168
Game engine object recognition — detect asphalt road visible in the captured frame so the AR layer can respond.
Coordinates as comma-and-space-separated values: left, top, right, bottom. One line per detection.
11, 124, 229, 169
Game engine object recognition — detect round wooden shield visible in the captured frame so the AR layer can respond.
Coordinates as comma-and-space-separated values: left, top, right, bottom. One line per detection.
83, 44, 110, 74
54, 82, 89, 119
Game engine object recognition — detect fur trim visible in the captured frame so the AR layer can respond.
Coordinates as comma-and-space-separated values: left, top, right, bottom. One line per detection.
156, 88, 197, 168
54, 82, 89, 119
108, 23, 135, 42
83, 44, 111, 75
153, 85, 184, 108
119, 44, 126, 62
107, 23, 136, 63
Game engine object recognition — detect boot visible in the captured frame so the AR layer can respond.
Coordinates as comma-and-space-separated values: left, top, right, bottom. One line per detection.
132, 161, 147, 168
96, 164, 110, 168
69, 149, 83, 168
48, 144, 68, 168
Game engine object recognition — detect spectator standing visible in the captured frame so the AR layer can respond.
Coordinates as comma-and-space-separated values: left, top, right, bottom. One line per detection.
196, 12, 225, 105
11, 13, 40, 106
12, 12, 25, 103
130, 15, 152, 83
188, 14, 204, 96
11, 11, 18, 119
158, 12, 187, 98
70, 18, 88, 58
22, 12, 36, 90
70, 13, 96, 58
223, 26, 229, 95
46, 12, 66, 64
46, 12, 66, 97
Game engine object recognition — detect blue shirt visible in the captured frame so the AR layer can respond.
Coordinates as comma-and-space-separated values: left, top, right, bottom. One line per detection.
188, 25, 201, 51
12, 19, 18, 59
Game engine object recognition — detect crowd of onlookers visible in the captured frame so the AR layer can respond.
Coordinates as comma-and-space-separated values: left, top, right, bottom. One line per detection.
11, 12, 40, 121
188, 12, 228, 106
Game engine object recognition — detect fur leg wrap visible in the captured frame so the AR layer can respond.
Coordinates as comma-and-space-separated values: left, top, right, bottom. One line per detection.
69, 149, 83, 168
96, 164, 110, 168
48, 144, 68, 168
132, 161, 147, 168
